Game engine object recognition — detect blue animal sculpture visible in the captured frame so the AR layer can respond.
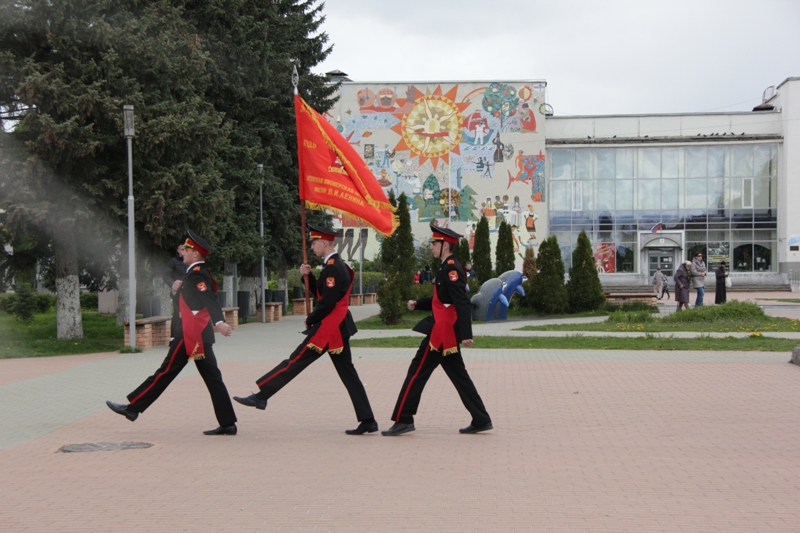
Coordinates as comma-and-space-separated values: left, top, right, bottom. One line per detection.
494, 271, 527, 320
470, 278, 508, 322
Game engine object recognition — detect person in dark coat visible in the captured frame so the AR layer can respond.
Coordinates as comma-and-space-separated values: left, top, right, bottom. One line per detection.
234, 225, 377, 435
381, 224, 492, 436
715, 261, 729, 304
674, 261, 691, 311
107, 230, 237, 435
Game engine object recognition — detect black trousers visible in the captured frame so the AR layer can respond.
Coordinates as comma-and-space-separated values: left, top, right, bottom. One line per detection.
255, 337, 374, 422
391, 336, 491, 426
127, 338, 237, 427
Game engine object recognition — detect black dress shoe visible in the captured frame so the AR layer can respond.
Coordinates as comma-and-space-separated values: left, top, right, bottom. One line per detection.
381, 422, 415, 436
203, 424, 237, 435
233, 394, 267, 410
345, 420, 379, 435
106, 400, 138, 422
459, 422, 493, 434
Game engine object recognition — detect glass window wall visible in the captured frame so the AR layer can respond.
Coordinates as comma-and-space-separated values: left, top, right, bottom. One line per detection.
548, 144, 779, 273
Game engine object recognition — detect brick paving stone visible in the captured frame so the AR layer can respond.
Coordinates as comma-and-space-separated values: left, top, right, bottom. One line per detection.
0, 302, 799, 531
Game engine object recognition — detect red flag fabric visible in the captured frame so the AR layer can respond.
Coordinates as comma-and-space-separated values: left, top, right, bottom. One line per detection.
295, 95, 398, 236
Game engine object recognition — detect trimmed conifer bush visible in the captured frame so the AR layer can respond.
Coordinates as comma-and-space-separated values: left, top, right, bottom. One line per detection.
495, 220, 515, 275
566, 231, 606, 312
527, 236, 568, 314
473, 215, 492, 281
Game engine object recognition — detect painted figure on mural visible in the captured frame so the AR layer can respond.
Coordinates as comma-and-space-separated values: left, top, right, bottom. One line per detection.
493, 134, 505, 163
525, 205, 538, 233
520, 102, 537, 132
476, 156, 493, 179
508, 196, 522, 227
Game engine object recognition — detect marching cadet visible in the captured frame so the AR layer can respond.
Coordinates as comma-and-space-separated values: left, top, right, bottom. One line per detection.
382, 224, 492, 436
234, 225, 377, 435
106, 230, 238, 435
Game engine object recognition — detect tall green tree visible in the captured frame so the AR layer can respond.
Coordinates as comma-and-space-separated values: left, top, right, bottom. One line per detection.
456, 237, 471, 267
495, 220, 515, 275
528, 236, 568, 314
377, 191, 415, 324
472, 215, 492, 281
567, 231, 605, 312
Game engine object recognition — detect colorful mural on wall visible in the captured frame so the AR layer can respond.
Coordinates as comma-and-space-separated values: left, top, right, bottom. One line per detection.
328, 80, 548, 268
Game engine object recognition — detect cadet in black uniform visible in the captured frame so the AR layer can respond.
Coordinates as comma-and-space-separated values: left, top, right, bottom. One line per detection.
382, 224, 492, 436
234, 225, 377, 435
106, 230, 238, 435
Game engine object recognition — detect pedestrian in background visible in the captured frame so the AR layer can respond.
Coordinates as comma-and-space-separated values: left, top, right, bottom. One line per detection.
690, 252, 707, 306
652, 267, 667, 300
674, 261, 691, 311
715, 260, 729, 304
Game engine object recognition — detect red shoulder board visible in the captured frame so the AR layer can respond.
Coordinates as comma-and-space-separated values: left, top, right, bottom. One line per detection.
197, 281, 208, 292
327, 259, 335, 266
447, 259, 455, 264
448, 271, 459, 282
193, 266, 201, 271
326, 277, 336, 288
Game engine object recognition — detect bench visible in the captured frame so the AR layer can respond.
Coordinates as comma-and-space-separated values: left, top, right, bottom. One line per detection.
363, 293, 377, 304
124, 316, 172, 351
604, 292, 657, 305
292, 298, 311, 316
221, 307, 239, 329
349, 294, 362, 306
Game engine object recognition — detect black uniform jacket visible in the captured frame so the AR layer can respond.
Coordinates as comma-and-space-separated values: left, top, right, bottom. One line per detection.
412, 255, 473, 343
174, 262, 225, 345
303, 253, 357, 339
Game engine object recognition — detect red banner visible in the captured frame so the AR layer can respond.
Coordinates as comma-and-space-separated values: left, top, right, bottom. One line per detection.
295, 95, 398, 236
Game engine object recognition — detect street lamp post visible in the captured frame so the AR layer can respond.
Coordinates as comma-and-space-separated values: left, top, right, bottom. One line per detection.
123, 105, 136, 349
258, 164, 266, 323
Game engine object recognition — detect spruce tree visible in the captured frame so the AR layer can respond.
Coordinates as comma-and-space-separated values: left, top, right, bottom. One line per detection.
473, 216, 492, 281
394, 193, 416, 301
456, 237, 471, 267
522, 246, 538, 280
528, 236, 568, 314
567, 231, 606, 312
495, 221, 515, 275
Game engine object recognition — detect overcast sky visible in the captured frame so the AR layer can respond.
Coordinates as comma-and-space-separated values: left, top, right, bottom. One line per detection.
314, 0, 800, 116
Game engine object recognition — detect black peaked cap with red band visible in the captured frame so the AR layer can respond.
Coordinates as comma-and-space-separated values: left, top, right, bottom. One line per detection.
430, 223, 461, 245
185, 229, 214, 256
308, 224, 338, 242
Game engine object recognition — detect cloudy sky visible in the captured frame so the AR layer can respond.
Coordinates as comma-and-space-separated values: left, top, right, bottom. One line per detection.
314, 0, 800, 116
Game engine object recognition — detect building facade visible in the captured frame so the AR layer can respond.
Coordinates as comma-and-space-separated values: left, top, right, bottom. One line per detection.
326, 76, 800, 287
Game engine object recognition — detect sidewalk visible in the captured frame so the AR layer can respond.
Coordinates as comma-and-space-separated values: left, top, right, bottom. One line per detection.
0, 301, 798, 531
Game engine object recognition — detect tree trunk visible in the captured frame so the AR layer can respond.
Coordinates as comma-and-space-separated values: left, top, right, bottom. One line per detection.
53, 227, 83, 340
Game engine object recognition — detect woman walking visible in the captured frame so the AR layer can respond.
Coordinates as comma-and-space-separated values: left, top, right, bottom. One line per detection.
674, 261, 691, 311
715, 261, 729, 304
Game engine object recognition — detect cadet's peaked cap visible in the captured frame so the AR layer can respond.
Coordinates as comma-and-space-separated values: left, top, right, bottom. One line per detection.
430, 223, 461, 245
185, 229, 213, 256
308, 224, 337, 242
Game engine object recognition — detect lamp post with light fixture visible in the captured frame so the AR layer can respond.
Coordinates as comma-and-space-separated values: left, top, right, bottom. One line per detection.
123, 105, 136, 348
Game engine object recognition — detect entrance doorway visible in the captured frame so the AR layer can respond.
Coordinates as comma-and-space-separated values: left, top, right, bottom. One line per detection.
648, 249, 675, 279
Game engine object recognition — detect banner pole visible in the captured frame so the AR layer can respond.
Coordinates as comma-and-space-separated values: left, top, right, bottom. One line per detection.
293, 66, 312, 316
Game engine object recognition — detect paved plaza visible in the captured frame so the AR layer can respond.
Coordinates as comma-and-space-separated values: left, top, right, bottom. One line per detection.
1, 294, 799, 531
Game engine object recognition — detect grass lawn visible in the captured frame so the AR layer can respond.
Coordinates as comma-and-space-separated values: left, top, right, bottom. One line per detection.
349, 335, 798, 352
355, 310, 433, 329
0, 310, 124, 358
756, 298, 800, 304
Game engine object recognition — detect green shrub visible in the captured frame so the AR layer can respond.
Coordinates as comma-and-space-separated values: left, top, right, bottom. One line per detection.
663, 300, 766, 323
377, 273, 405, 325
79, 292, 98, 311
473, 215, 492, 281
602, 301, 658, 313
36, 293, 56, 313
11, 283, 36, 322
410, 282, 434, 301
526, 236, 568, 314
0, 293, 15, 313
606, 310, 655, 323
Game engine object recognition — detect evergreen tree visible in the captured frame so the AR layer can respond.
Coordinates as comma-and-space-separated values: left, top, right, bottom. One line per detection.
456, 237, 471, 267
394, 193, 415, 301
567, 231, 606, 312
380, 191, 399, 271
473, 215, 492, 281
495, 221, 515, 275
528, 236, 568, 314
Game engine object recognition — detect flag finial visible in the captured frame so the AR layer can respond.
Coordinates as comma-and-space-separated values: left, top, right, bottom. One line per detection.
292, 65, 299, 95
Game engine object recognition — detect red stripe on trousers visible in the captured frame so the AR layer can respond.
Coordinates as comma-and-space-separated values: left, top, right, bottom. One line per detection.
129, 339, 184, 405
394, 343, 430, 421
257, 346, 308, 388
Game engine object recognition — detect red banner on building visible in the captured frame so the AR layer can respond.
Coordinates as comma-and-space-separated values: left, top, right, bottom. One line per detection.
295, 95, 398, 236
